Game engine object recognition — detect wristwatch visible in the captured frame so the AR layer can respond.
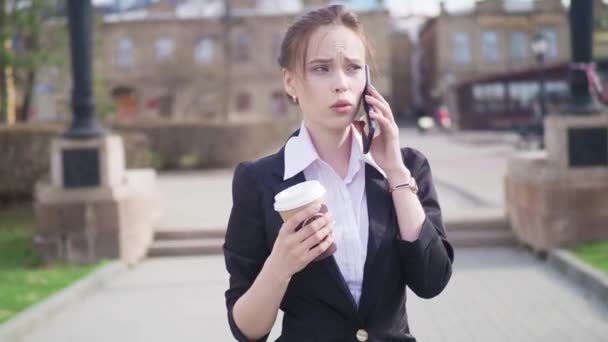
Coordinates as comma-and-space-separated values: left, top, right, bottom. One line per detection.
389, 177, 418, 194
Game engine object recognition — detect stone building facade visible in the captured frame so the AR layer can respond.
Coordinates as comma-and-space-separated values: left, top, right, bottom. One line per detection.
390, 24, 413, 120
98, 0, 392, 122
418, 0, 570, 127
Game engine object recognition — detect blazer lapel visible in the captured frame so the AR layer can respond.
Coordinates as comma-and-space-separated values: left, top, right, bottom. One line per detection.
269, 143, 360, 318
358, 163, 392, 319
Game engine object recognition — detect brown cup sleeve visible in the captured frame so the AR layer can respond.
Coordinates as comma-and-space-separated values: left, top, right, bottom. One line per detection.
295, 204, 328, 231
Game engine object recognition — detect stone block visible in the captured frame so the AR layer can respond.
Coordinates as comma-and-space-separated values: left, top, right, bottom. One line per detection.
34, 202, 86, 236
545, 113, 608, 170
33, 235, 63, 265
91, 201, 121, 233
35, 168, 161, 265
505, 152, 608, 252
51, 135, 126, 189
64, 232, 96, 265
91, 232, 120, 260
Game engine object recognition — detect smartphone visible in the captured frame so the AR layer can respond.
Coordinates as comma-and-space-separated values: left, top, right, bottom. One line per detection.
361, 64, 376, 154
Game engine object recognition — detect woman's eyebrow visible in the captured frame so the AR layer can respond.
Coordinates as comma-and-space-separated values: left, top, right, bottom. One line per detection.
307, 58, 333, 65
307, 56, 363, 65
344, 57, 363, 64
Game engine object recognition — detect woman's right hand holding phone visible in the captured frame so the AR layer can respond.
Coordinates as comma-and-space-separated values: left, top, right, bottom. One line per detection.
267, 204, 334, 281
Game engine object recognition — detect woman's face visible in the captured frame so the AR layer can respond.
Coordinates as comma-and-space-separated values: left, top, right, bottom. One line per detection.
283, 24, 366, 132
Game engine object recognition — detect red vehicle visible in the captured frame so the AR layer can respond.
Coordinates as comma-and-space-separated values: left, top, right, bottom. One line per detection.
436, 105, 451, 130
453, 59, 608, 130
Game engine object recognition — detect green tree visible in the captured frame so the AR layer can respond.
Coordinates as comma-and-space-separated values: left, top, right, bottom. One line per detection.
0, 0, 67, 123
0, 0, 10, 124
12, 0, 67, 122
92, 13, 116, 120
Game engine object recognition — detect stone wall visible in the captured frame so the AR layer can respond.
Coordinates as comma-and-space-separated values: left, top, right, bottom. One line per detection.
0, 119, 298, 202
0, 124, 151, 203
111, 119, 299, 169
0, 125, 59, 203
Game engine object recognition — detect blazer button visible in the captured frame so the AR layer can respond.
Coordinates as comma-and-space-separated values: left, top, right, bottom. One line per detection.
356, 329, 368, 341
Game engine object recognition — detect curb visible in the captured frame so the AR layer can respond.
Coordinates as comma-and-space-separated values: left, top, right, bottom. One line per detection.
445, 216, 508, 232
0, 261, 128, 342
447, 131, 520, 146
547, 249, 608, 307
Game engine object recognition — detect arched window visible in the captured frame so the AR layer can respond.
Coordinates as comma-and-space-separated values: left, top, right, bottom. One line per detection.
511, 31, 529, 60
542, 29, 558, 59
195, 38, 214, 64
117, 37, 134, 68
452, 32, 471, 64
156, 37, 174, 61
482, 31, 500, 63
234, 32, 250, 63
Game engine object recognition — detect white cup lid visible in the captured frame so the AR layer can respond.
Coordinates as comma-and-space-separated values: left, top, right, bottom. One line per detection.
273, 180, 326, 212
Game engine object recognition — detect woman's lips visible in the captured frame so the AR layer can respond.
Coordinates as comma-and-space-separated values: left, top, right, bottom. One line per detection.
331, 104, 353, 113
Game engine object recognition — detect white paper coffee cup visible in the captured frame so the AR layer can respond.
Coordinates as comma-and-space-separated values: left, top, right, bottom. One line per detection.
273, 180, 336, 261
274, 180, 326, 218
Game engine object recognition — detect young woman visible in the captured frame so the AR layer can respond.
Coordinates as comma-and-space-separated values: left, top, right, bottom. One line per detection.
224, 5, 454, 341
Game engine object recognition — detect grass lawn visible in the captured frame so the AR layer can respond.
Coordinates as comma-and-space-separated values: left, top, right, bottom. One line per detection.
573, 240, 608, 275
0, 205, 102, 324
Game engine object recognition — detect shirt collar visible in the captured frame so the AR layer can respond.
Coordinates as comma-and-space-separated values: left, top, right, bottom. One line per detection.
283, 121, 386, 181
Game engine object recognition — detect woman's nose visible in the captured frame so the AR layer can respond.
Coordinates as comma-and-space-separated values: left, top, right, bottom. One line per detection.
333, 71, 348, 93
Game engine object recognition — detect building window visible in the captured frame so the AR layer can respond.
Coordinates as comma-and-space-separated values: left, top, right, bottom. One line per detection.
236, 92, 251, 112
452, 32, 471, 64
116, 38, 134, 68
542, 29, 558, 59
234, 33, 250, 63
503, 1, 533, 12
195, 38, 214, 64
472, 82, 506, 114
482, 31, 500, 63
271, 91, 286, 116
508, 81, 539, 112
511, 31, 528, 60
156, 37, 174, 61
111, 86, 138, 120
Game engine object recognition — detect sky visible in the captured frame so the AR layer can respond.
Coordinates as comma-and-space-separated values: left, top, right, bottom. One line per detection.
384, 0, 578, 17
91, 0, 583, 18
90, 0, 493, 17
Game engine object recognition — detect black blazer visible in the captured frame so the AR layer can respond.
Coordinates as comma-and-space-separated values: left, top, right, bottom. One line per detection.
224, 130, 454, 342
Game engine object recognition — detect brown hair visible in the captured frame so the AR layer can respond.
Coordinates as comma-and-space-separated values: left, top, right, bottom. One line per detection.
277, 4, 375, 75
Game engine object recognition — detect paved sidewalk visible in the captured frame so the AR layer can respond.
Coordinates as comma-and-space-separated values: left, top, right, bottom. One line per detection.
21, 248, 608, 341
156, 168, 234, 232
20, 127, 608, 341
402, 129, 512, 220
155, 128, 512, 233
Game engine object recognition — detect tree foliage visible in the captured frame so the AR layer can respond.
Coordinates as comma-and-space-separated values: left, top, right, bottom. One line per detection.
0, 0, 67, 122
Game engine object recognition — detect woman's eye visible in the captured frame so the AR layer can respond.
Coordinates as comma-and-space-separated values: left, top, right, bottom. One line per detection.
313, 65, 329, 72
348, 64, 362, 72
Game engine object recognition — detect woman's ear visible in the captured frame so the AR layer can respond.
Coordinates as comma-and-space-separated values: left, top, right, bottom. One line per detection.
282, 68, 296, 98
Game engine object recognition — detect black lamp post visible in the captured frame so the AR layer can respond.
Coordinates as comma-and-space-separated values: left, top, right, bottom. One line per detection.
531, 32, 548, 142
63, 0, 106, 138
565, 0, 603, 114
563, 0, 607, 168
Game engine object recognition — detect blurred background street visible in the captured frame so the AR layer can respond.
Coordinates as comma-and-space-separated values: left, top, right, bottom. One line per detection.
1, 1, 608, 341
17, 128, 608, 341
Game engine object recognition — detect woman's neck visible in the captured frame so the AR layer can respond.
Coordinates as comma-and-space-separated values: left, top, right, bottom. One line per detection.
305, 122, 352, 179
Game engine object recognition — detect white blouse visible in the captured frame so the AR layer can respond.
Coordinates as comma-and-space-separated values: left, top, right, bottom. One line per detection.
283, 122, 386, 306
